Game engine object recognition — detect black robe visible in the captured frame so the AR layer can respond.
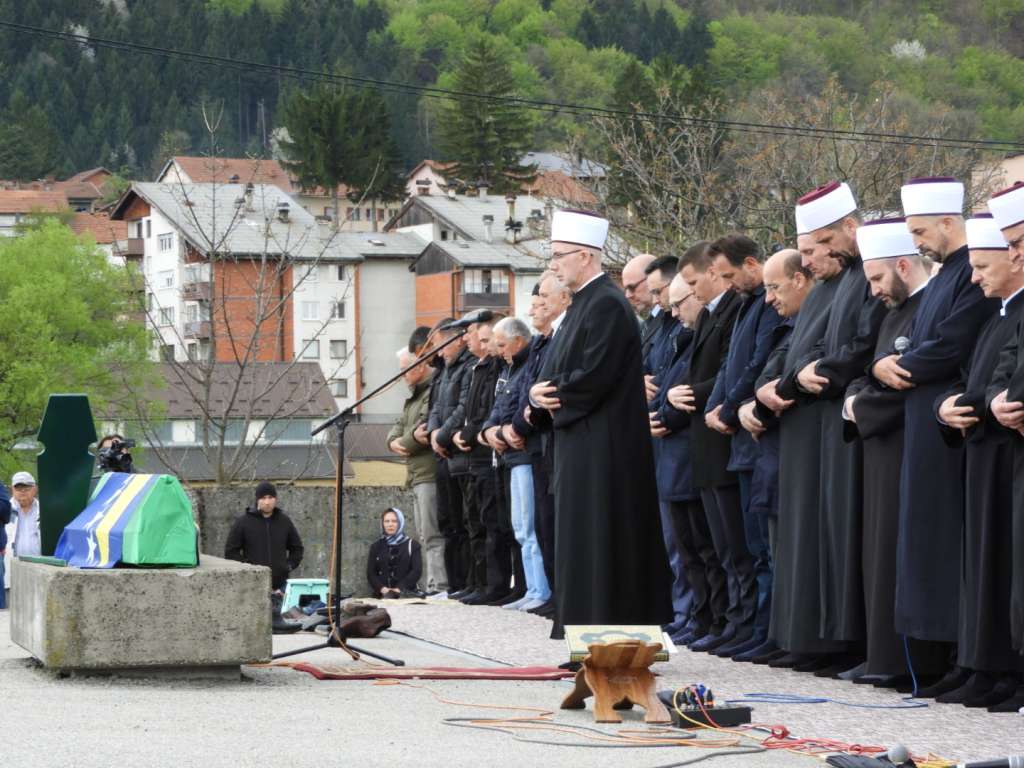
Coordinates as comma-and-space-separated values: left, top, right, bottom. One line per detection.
942, 292, 1024, 671
812, 259, 886, 643
846, 289, 922, 675
537, 273, 672, 632
771, 275, 845, 654
895, 247, 999, 641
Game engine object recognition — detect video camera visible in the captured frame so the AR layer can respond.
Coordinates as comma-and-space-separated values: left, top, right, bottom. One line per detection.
97, 437, 136, 474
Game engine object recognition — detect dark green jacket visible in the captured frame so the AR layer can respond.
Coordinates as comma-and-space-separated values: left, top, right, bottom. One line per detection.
386, 376, 436, 487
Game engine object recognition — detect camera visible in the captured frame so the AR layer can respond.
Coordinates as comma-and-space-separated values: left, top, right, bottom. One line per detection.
97, 437, 136, 473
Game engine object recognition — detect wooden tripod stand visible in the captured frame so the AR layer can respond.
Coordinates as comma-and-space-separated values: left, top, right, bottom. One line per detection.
561, 640, 671, 723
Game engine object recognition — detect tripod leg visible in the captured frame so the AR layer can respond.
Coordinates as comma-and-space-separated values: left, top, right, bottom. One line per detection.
271, 642, 331, 660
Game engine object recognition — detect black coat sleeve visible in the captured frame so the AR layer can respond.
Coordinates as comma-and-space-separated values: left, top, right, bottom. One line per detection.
286, 519, 304, 572
401, 542, 423, 592
366, 541, 385, 595
224, 517, 245, 561
816, 292, 887, 399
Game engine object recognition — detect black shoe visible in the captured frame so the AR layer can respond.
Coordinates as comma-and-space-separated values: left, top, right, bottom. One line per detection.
810, 655, 864, 678
965, 675, 1018, 708
493, 590, 527, 607
936, 671, 993, 704
475, 590, 511, 605
917, 666, 971, 699
713, 631, 755, 658
690, 626, 736, 653
448, 589, 472, 601
793, 654, 834, 673
528, 600, 555, 616
743, 640, 781, 664
987, 683, 1024, 713
768, 653, 810, 669
724, 635, 767, 661
458, 590, 486, 605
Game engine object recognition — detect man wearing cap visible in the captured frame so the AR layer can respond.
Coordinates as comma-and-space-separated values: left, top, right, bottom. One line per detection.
9, 472, 41, 559
986, 180, 1024, 714
842, 220, 931, 684
530, 209, 672, 637
224, 481, 304, 593
878, 178, 999, 698
931, 214, 1024, 709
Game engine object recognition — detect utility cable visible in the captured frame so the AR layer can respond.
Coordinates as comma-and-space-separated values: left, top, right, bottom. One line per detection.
1, 20, 1022, 153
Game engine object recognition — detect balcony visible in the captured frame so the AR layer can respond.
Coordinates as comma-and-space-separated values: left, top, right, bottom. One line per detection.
184, 320, 212, 339
125, 238, 145, 257
461, 292, 509, 310
181, 281, 212, 302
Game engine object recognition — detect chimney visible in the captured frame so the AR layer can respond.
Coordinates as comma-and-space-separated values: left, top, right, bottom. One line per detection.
478, 182, 489, 198
504, 193, 521, 244
276, 200, 290, 223
244, 182, 254, 210
447, 187, 457, 199
482, 214, 494, 243
416, 179, 431, 195
505, 192, 517, 223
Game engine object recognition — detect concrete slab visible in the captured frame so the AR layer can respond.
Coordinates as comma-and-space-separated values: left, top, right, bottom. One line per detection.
10, 554, 271, 672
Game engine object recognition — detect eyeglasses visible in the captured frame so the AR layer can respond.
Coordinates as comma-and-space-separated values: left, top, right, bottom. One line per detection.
549, 247, 587, 262
1007, 233, 1024, 251
623, 279, 645, 295
670, 294, 697, 310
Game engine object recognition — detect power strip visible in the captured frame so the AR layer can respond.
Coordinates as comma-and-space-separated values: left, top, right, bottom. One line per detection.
657, 690, 753, 729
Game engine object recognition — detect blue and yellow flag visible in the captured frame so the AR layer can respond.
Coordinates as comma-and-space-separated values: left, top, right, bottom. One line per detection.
54, 473, 198, 569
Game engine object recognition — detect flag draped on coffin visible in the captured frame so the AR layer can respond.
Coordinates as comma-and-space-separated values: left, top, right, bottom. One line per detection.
54, 473, 198, 568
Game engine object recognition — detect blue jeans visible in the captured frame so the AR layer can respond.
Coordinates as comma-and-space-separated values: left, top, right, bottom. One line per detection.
0, 554, 6, 609
510, 464, 550, 601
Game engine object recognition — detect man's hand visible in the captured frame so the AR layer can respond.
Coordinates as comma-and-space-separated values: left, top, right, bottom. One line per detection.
530, 380, 561, 410
430, 430, 449, 458
413, 422, 430, 446
705, 404, 734, 434
452, 431, 471, 452
738, 400, 765, 438
644, 374, 659, 403
872, 354, 915, 390
667, 384, 696, 412
502, 424, 525, 450
388, 438, 410, 457
756, 378, 794, 414
938, 394, 978, 431
484, 426, 508, 454
843, 395, 858, 424
991, 389, 1024, 430
797, 360, 829, 394
649, 411, 669, 438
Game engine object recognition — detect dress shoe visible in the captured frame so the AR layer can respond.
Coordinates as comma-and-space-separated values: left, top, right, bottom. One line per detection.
464, 590, 507, 605
448, 589, 472, 601
853, 674, 894, 685
917, 666, 971, 699
810, 655, 864, 678
662, 619, 688, 636
793, 655, 834, 673
712, 632, 756, 658
527, 600, 555, 615
493, 590, 526, 607
936, 671, 994, 704
724, 635, 767, 661
895, 675, 942, 694
987, 683, 1024, 712
518, 598, 547, 611
965, 675, 1019, 708
672, 627, 706, 646
743, 640, 782, 664
482, 590, 512, 606
457, 590, 484, 604
836, 661, 867, 681
502, 595, 534, 610
768, 653, 811, 669
690, 626, 736, 653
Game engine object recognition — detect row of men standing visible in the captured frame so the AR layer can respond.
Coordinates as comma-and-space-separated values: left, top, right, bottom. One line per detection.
622, 176, 1024, 713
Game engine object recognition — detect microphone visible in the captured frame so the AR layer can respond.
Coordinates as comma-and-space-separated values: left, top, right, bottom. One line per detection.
443, 309, 494, 330
955, 758, 1024, 768
894, 336, 910, 354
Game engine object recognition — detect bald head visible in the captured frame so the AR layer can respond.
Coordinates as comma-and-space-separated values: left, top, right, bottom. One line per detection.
668, 272, 700, 327
621, 253, 656, 315
763, 248, 814, 318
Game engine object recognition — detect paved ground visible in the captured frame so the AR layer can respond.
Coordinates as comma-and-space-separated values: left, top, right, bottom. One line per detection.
3, 599, 1023, 767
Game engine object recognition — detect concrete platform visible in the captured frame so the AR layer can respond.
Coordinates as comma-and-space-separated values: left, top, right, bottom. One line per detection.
10, 554, 271, 674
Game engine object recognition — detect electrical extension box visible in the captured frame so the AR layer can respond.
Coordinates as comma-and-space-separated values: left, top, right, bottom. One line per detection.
656, 690, 753, 729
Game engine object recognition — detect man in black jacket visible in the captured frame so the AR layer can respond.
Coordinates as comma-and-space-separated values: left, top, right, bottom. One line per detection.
224, 481, 304, 592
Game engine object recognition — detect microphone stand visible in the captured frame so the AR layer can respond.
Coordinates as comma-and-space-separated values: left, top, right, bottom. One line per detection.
272, 328, 469, 666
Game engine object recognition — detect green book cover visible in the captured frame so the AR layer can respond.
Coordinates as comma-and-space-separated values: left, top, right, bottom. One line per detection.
564, 625, 671, 662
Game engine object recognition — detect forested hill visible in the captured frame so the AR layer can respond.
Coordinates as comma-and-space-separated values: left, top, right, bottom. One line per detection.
2, 0, 1024, 181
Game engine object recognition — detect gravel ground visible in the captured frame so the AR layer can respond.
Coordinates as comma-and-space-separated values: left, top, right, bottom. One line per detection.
3, 599, 1023, 767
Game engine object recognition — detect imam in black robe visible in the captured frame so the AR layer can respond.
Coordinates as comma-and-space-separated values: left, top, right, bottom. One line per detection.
811, 258, 886, 643
945, 290, 1024, 672
846, 288, 922, 675
895, 246, 998, 641
771, 275, 845, 655
537, 272, 673, 633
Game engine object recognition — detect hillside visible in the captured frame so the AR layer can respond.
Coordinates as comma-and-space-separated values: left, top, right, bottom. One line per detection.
1, 0, 1022, 180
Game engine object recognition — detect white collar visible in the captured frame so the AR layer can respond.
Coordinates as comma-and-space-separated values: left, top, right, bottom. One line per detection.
909, 276, 931, 298
650, 304, 662, 317
551, 311, 567, 334
574, 271, 604, 294
1001, 284, 1024, 316
705, 290, 728, 314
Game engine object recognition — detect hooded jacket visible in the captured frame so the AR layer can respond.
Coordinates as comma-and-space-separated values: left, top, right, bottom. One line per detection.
224, 506, 304, 590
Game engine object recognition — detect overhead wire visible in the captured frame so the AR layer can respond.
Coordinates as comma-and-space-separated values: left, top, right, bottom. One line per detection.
1, 20, 1023, 154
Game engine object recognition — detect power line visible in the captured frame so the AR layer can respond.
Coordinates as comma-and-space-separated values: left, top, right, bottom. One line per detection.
2, 19, 1022, 154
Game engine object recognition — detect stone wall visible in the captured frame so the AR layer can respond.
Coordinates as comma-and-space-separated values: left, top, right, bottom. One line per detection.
189, 484, 414, 597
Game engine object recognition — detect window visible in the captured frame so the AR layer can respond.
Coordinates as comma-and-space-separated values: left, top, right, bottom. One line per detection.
135, 221, 144, 238
301, 339, 320, 359
216, 419, 246, 444
147, 293, 154, 311
186, 342, 198, 361
463, 269, 508, 294
264, 419, 312, 442
323, 206, 332, 219
330, 301, 345, 320
301, 301, 319, 321
158, 233, 173, 251
349, 207, 360, 222
331, 379, 348, 398
159, 307, 175, 325
304, 265, 318, 283
150, 421, 173, 444
377, 208, 385, 221
336, 264, 346, 281
145, 219, 151, 238
329, 340, 347, 359
440, 230, 448, 241
184, 264, 209, 284
160, 344, 175, 362
159, 270, 174, 288
185, 303, 198, 323
365, 208, 372, 221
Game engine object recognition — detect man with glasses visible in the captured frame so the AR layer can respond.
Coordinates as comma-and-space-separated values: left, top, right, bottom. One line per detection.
621, 253, 660, 365
529, 210, 672, 638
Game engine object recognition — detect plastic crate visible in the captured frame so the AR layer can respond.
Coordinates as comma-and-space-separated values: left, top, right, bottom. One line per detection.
281, 578, 330, 612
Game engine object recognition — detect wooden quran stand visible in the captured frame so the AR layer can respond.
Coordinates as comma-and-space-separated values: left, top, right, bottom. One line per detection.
560, 640, 671, 723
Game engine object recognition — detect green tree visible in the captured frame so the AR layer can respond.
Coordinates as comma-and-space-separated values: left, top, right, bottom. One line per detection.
343, 88, 406, 231
0, 93, 62, 181
438, 35, 537, 193
0, 219, 154, 475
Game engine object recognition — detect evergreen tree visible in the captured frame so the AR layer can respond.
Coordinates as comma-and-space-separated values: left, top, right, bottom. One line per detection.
438, 35, 536, 195
344, 88, 405, 231
0, 93, 62, 180
679, 0, 714, 69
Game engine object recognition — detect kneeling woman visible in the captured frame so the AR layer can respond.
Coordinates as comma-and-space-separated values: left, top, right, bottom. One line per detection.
367, 507, 422, 598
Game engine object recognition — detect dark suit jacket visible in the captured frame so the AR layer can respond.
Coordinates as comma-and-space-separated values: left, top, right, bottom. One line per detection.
684, 290, 742, 489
